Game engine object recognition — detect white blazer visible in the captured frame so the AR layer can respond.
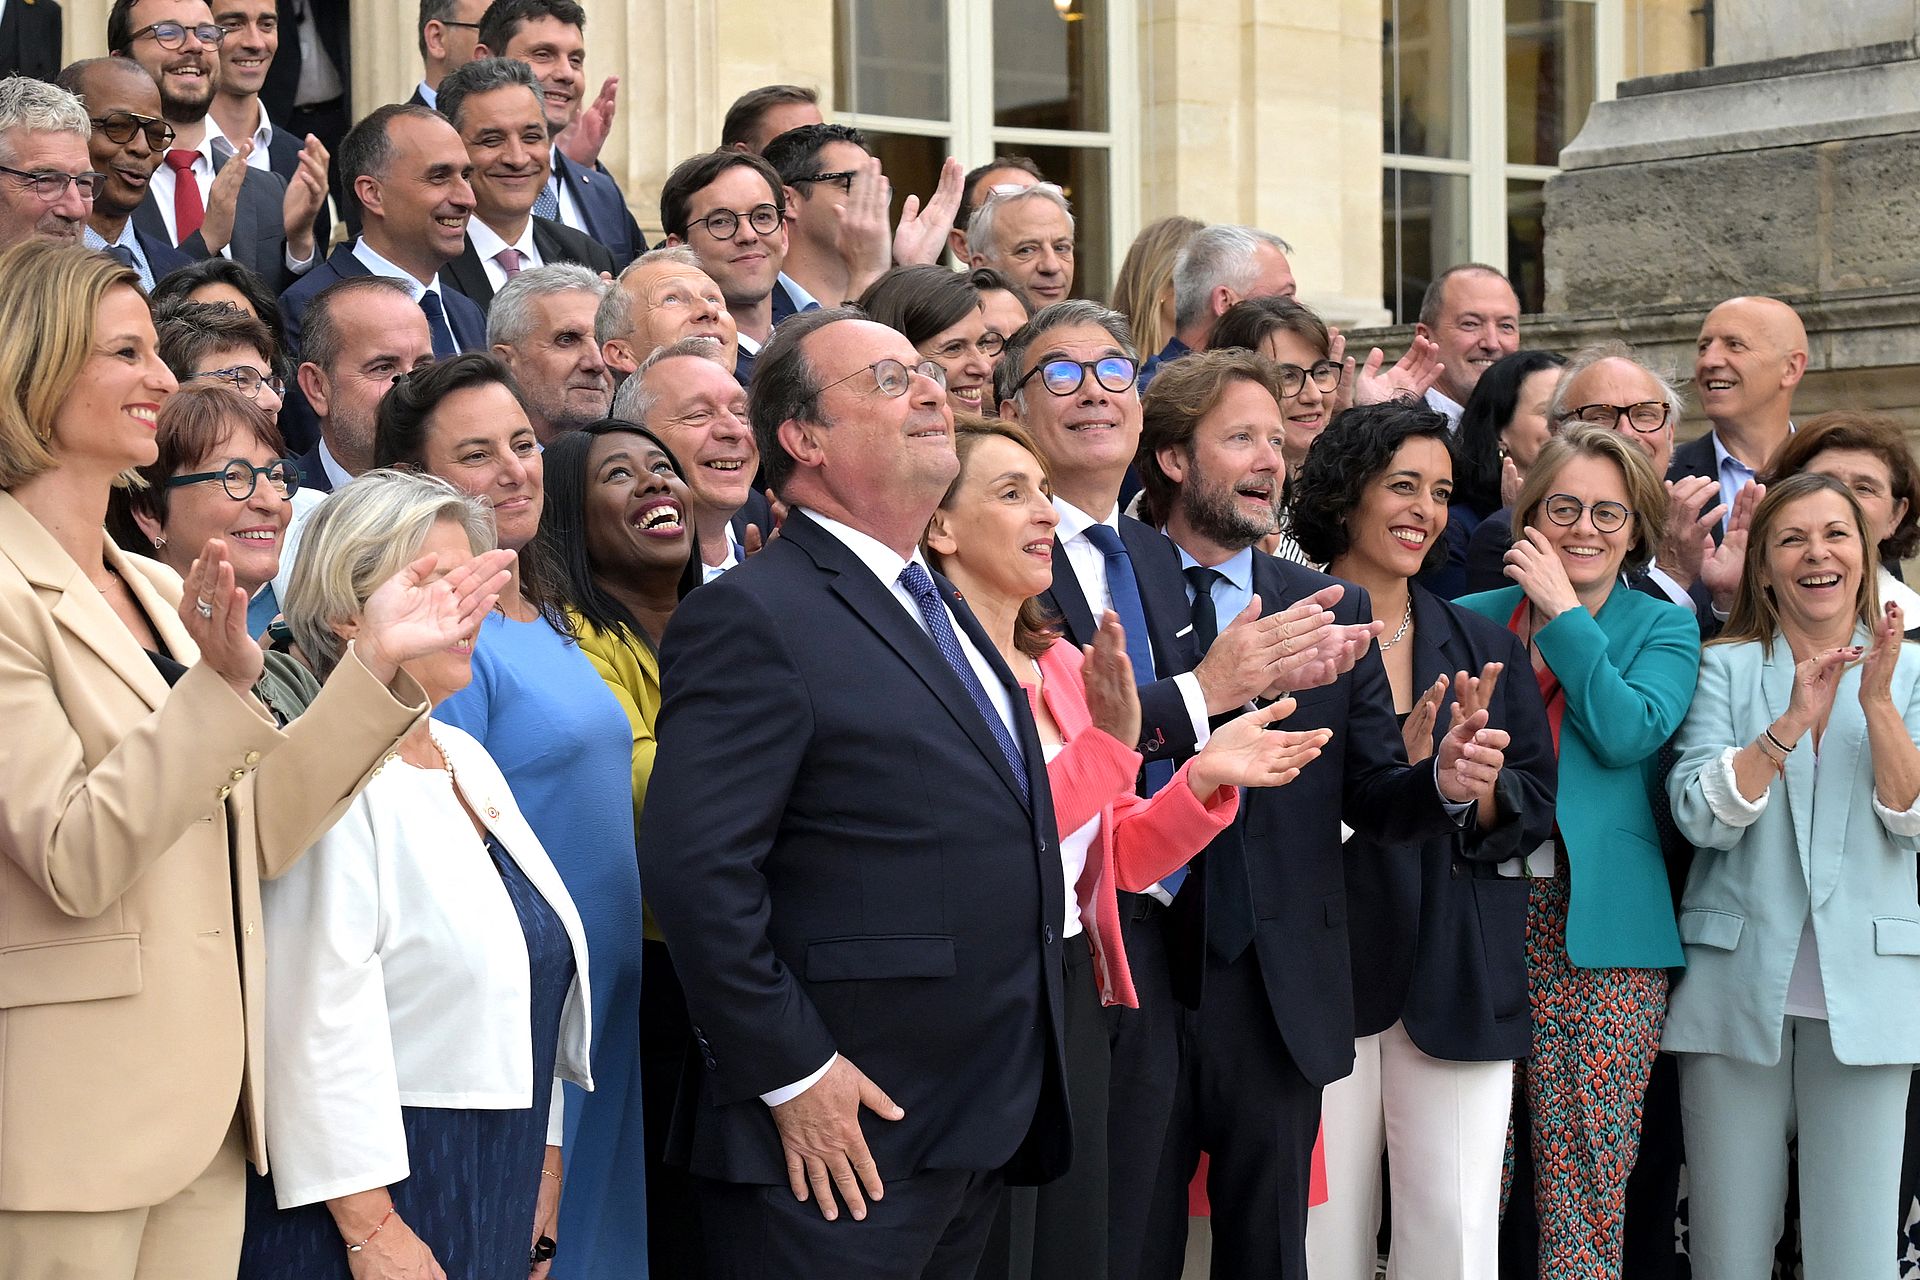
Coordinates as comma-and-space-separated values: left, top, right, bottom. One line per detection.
260, 722, 594, 1208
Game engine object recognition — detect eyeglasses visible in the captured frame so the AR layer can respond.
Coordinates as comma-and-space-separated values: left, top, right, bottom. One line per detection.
128, 20, 227, 49
1275, 360, 1342, 398
1014, 355, 1137, 398
191, 365, 286, 400
89, 111, 176, 151
922, 331, 1006, 364
164, 457, 301, 502
820, 358, 948, 397
439, 19, 482, 29
794, 170, 856, 194
687, 202, 782, 241
0, 165, 105, 202
1563, 400, 1670, 433
1539, 493, 1633, 534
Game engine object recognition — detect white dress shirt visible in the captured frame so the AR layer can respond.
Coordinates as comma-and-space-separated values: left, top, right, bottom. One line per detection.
259, 724, 594, 1208
206, 108, 274, 173
1425, 386, 1465, 431
469, 216, 543, 293
352, 236, 441, 297
546, 148, 586, 231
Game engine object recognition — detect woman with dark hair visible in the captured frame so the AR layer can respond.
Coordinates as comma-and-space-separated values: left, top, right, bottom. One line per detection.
150, 257, 288, 370
1430, 349, 1567, 599
970, 265, 1034, 348
374, 354, 649, 1280
860, 264, 1006, 417
1763, 409, 1920, 622
1291, 401, 1555, 1280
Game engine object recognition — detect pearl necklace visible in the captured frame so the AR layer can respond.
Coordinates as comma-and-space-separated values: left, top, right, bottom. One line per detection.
1379, 596, 1414, 651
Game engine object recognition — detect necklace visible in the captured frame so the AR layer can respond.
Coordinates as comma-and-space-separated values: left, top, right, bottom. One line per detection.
1379, 595, 1414, 651
93, 562, 119, 594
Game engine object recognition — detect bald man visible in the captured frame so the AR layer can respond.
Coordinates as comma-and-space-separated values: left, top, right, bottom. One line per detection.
1672, 296, 1809, 533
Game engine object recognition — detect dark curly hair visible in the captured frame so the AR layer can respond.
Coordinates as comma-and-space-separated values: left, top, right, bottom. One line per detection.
1290, 400, 1455, 573
1453, 348, 1565, 519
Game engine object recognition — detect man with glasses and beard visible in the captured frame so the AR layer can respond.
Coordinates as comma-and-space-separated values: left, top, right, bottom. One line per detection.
56, 58, 194, 288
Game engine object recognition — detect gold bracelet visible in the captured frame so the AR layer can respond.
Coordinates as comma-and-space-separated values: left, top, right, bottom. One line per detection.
541, 1169, 562, 1180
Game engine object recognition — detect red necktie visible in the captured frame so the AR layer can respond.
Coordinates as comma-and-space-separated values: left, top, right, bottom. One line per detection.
164, 150, 204, 243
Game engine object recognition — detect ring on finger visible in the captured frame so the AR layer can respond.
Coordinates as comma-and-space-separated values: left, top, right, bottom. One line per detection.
195, 597, 213, 619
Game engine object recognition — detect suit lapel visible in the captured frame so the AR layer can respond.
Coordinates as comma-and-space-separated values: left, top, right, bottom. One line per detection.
132, 197, 169, 249
1410, 587, 1469, 742
1761, 637, 1816, 885
1120, 516, 1191, 677
532, 218, 566, 264
1250, 551, 1307, 619
1043, 534, 1096, 647
443, 240, 494, 308
1808, 627, 1872, 908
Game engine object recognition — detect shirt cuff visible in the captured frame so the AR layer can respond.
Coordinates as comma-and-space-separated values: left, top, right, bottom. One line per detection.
285, 243, 316, 274
1701, 745, 1769, 826
1430, 771, 1475, 825
1873, 788, 1920, 837
1173, 671, 1211, 748
545, 1081, 566, 1145
761, 1054, 837, 1107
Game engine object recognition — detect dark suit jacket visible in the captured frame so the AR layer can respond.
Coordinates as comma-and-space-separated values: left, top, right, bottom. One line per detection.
441, 217, 620, 312
293, 442, 331, 496
1037, 514, 1200, 768
729, 490, 774, 548
406, 85, 430, 108
1668, 430, 1728, 543
133, 227, 195, 285
259, 0, 351, 125
0, 0, 60, 81
552, 150, 645, 271
1343, 585, 1555, 1063
635, 512, 1071, 1187
265, 127, 331, 259
132, 150, 302, 292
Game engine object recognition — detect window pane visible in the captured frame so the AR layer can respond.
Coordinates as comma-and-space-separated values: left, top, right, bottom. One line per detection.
1506, 0, 1597, 166
1001, 143, 1111, 302
993, 0, 1109, 132
835, 0, 948, 122
859, 131, 953, 242
1382, 167, 1471, 324
1382, 0, 1467, 160
1506, 179, 1547, 313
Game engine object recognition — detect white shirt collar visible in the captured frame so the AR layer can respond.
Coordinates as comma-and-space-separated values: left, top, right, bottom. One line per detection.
778, 272, 820, 312
416, 80, 438, 110
206, 106, 273, 162
1051, 496, 1119, 543
467, 216, 536, 265
1424, 386, 1465, 427
351, 237, 442, 298
317, 439, 356, 491
799, 507, 921, 587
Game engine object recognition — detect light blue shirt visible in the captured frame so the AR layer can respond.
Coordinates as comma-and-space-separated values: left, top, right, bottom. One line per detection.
84, 223, 153, 292
1710, 424, 1791, 524
1176, 543, 1256, 632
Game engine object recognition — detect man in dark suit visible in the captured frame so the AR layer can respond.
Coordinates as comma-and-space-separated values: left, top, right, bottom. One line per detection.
1672, 295, 1808, 536
1136, 351, 1511, 1279
435, 56, 615, 312
0, 0, 61, 82
409, 0, 486, 110
257, 0, 348, 160
206, 0, 331, 252
636, 308, 1071, 1279
55, 59, 194, 287
474, 0, 646, 270
287, 275, 435, 494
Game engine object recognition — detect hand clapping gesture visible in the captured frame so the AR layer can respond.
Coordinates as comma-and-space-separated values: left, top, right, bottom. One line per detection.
1433, 704, 1510, 807
832, 155, 894, 298
1657, 475, 1727, 591
1701, 481, 1764, 614
1858, 600, 1904, 709
1401, 674, 1448, 764
181, 540, 265, 697
1779, 641, 1859, 743
1082, 610, 1142, 751
1329, 328, 1445, 414
1186, 696, 1334, 796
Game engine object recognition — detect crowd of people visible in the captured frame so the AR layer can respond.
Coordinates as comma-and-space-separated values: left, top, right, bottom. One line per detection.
0, 3, 1917, 1280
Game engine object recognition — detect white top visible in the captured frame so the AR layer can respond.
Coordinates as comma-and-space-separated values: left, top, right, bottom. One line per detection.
144, 131, 218, 247
1880, 565, 1920, 621
206, 108, 275, 173
545, 149, 585, 232
1042, 740, 1091, 937
291, 2, 344, 107
469, 216, 543, 293
259, 723, 594, 1207
1425, 386, 1465, 431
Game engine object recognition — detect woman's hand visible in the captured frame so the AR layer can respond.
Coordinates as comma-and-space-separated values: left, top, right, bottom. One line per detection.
1400, 674, 1448, 764
355, 549, 516, 685
529, 1145, 562, 1279
181, 539, 264, 697
1503, 527, 1582, 619
343, 1216, 446, 1280
1082, 610, 1141, 751
1186, 696, 1333, 795
1781, 644, 1859, 742
1860, 600, 1904, 709
1499, 454, 1524, 510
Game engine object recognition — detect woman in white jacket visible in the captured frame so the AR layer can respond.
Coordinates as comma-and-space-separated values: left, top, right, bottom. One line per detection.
239, 472, 593, 1280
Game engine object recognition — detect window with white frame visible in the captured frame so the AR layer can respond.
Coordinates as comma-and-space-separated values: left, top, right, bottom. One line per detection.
833, 0, 1137, 299
1381, 0, 1620, 320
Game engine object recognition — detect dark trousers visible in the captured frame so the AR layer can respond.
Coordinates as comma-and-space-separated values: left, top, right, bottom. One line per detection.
977, 939, 1110, 1280
1106, 894, 1183, 1280
640, 938, 705, 1278
697, 1167, 1004, 1280
1148, 947, 1323, 1280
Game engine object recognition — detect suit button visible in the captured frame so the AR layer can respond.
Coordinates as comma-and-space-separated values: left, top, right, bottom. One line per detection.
244, 751, 261, 766
1038, 840, 1049, 855
1452, 860, 1464, 877
216, 784, 233, 800
1043, 925, 1055, 945
230, 767, 247, 782
245, 922, 256, 937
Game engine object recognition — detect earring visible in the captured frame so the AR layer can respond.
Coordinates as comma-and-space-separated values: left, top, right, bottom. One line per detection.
152, 535, 166, 549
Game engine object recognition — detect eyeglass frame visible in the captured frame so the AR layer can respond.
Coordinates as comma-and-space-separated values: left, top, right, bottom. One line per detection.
819, 358, 949, 398
686, 202, 783, 242
793, 171, 857, 195
163, 457, 302, 502
1013, 355, 1139, 399
1561, 400, 1672, 434
1274, 359, 1343, 398
1537, 492, 1634, 534
920, 330, 1007, 365
190, 365, 288, 401
0, 164, 105, 202
127, 20, 228, 49
88, 110, 176, 151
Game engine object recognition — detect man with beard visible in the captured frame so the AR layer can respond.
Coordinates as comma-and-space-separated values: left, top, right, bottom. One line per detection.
486, 264, 613, 443
109, 0, 324, 290
206, 0, 331, 252
55, 59, 195, 288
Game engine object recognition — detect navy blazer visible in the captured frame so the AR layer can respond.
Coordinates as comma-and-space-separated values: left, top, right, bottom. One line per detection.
1668, 431, 1724, 541
1343, 585, 1556, 1063
135, 228, 196, 285
264, 129, 331, 260
440, 217, 620, 312
293, 443, 331, 496
551, 151, 645, 271
635, 512, 1071, 1187
0, 0, 61, 82
133, 151, 303, 292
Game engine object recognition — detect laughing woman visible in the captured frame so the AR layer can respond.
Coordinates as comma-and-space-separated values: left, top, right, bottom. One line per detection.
1665, 472, 1920, 1280
861, 264, 1008, 420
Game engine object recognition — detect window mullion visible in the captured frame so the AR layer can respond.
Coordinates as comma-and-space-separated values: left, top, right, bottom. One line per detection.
1467, 0, 1509, 273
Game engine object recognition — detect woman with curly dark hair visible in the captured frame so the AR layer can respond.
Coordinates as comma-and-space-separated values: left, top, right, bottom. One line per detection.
1290, 400, 1556, 1280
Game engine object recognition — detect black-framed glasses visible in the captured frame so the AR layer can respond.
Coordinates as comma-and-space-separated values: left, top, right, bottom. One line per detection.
190, 365, 286, 400
89, 110, 175, 150
128, 20, 227, 48
794, 170, 856, 194
922, 331, 1006, 364
687, 203, 782, 241
1275, 360, 1342, 398
1540, 493, 1633, 534
821, 358, 948, 398
164, 457, 300, 501
1015, 356, 1137, 398
439, 19, 481, 28
1564, 400, 1670, 433
0, 165, 105, 202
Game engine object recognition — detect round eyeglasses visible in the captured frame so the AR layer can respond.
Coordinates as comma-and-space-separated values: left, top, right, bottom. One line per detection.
821, 358, 948, 398
1014, 356, 1138, 398
687, 202, 782, 242
1274, 360, 1342, 398
89, 111, 176, 151
191, 365, 286, 401
922, 331, 1007, 365
1540, 493, 1632, 534
164, 458, 300, 502
1564, 401, 1670, 434
129, 20, 228, 49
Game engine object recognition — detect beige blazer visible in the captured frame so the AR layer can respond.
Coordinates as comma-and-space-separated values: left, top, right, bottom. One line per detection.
0, 491, 427, 1213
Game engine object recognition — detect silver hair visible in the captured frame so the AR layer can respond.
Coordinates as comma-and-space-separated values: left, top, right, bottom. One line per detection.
992, 298, 1135, 410
966, 182, 1075, 263
595, 245, 705, 346
1171, 224, 1294, 332
609, 335, 727, 425
1550, 339, 1688, 433
486, 263, 609, 349
0, 76, 89, 163
435, 56, 540, 132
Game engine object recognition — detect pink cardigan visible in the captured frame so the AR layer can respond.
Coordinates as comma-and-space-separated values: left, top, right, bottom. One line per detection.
1021, 638, 1238, 1008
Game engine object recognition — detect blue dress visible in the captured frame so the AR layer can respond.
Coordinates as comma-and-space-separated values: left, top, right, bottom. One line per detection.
239, 835, 574, 1278
436, 612, 649, 1277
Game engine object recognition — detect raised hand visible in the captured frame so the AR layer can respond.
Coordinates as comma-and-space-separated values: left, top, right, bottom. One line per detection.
181, 539, 264, 696
1503, 526, 1582, 619
1400, 673, 1448, 764
1082, 609, 1142, 750
557, 77, 619, 167
281, 133, 330, 262
892, 156, 964, 266
1782, 644, 1858, 742
1449, 661, 1504, 725
1860, 600, 1904, 708
1657, 474, 1725, 591
742, 487, 790, 557
770, 1056, 905, 1222
1193, 585, 1345, 714
1702, 480, 1763, 613
1499, 453, 1524, 509
831, 154, 893, 298
1353, 334, 1444, 407
355, 549, 516, 685
201, 139, 250, 255
1187, 696, 1333, 794
1434, 706, 1510, 806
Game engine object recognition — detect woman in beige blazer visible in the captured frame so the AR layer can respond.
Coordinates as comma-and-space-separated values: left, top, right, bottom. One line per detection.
0, 241, 512, 1280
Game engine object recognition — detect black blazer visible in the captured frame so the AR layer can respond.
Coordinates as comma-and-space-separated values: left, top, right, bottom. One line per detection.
132, 151, 303, 292
1668, 431, 1727, 542
729, 489, 774, 548
259, 0, 350, 124
551, 150, 646, 271
440, 217, 620, 312
1343, 585, 1556, 1063
0, 0, 61, 82
292, 443, 331, 496
265, 127, 331, 260
635, 512, 1071, 1187
1036, 514, 1200, 767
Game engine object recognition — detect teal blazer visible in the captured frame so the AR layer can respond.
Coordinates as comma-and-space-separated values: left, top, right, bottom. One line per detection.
1457, 584, 1698, 968
1663, 632, 1920, 1067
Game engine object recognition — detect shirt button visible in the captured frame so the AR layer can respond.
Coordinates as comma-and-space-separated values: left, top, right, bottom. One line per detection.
1043, 925, 1055, 945
229, 767, 247, 782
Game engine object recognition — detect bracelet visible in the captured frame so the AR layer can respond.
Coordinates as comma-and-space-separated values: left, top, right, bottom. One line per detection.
346, 1207, 394, 1254
1765, 727, 1794, 757
541, 1169, 562, 1180
1754, 738, 1788, 775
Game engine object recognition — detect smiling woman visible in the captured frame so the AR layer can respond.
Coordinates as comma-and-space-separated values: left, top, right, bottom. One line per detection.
861, 264, 1006, 419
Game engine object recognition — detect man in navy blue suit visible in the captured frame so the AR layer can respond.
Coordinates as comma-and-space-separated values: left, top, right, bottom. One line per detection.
637, 308, 1071, 1279
56, 59, 194, 288
475, 0, 647, 270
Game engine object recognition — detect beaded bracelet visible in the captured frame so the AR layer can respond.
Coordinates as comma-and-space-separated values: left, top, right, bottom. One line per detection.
347, 1207, 394, 1254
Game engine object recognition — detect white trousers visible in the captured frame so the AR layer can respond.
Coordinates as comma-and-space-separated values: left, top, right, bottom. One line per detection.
1304, 1021, 1513, 1280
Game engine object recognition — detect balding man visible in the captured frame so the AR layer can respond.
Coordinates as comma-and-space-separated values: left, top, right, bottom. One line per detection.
1414, 264, 1521, 429
0, 75, 96, 251
598, 245, 740, 378
1673, 295, 1809, 531
1138, 223, 1295, 389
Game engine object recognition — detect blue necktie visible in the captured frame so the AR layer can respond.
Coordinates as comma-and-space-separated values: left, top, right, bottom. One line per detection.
1082, 523, 1175, 790
899, 562, 1029, 804
534, 172, 561, 222
419, 291, 457, 359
